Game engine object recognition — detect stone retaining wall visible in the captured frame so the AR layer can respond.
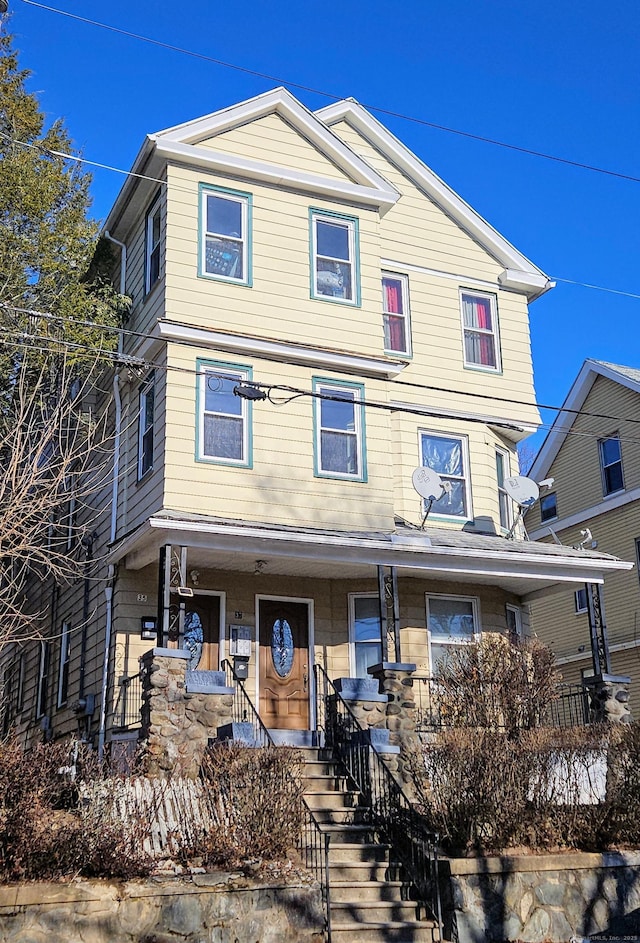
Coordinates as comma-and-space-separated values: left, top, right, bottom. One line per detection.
442, 850, 640, 942
0, 876, 324, 943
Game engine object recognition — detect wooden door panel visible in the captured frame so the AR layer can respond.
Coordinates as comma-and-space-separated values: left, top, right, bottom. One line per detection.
259, 600, 309, 730
184, 596, 220, 671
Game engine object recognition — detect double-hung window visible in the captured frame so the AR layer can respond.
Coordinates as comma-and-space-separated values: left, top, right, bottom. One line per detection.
349, 594, 383, 678
495, 448, 512, 529
460, 291, 500, 371
36, 641, 49, 719
197, 361, 252, 466
314, 379, 365, 480
138, 374, 155, 479
382, 273, 411, 355
57, 622, 70, 708
599, 434, 624, 496
574, 588, 588, 614
426, 594, 479, 675
200, 185, 251, 285
540, 492, 558, 522
419, 431, 471, 519
145, 193, 162, 293
311, 210, 359, 304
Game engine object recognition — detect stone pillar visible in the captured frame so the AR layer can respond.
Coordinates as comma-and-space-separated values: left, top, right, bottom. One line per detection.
139, 649, 235, 779
584, 674, 632, 724
368, 662, 418, 787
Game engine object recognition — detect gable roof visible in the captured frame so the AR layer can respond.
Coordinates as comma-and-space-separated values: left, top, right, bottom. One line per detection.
316, 98, 553, 301
530, 359, 640, 479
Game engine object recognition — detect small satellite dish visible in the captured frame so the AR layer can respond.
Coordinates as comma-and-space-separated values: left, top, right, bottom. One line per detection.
412, 467, 445, 501
503, 475, 540, 508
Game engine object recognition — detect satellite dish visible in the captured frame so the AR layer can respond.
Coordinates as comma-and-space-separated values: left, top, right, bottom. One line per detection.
503, 475, 540, 508
412, 467, 445, 501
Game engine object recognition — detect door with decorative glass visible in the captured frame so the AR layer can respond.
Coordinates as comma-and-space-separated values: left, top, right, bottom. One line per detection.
258, 599, 310, 730
183, 596, 221, 671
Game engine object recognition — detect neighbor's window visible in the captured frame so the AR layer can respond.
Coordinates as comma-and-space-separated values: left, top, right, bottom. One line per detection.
460, 291, 500, 370
314, 380, 365, 480
495, 449, 512, 529
599, 435, 624, 496
36, 641, 50, 719
382, 273, 411, 355
420, 431, 471, 519
311, 211, 359, 304
426, 594, 479, 674
200, 185, 251, 285
197, 362, 251, 466
540, 492, 558, 522
57, 623, 70, 708
350, 594, 382, 678
138, 374, 155, 479
145, 193, 162, 293
575, 587, 588, 614
506, 604, 523, 638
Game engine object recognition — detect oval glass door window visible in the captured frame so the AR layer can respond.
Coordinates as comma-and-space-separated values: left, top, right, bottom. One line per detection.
184, 611, 204, 670
271, 618, 294, 678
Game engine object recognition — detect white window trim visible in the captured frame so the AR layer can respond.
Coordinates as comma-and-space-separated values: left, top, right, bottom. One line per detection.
506, 603, 523, 637
311, 212, 358, 305
348, 592, 382, 678
382, 271, 412, 356
459, 289, 501, 372
574, 588, 588, 614
419, 430, 473, 521
145, 194, 162, 294
200, 189, 250, 285
598, 434, 624, 497
138, 375, 155, 480
57, 623, 70, 708
314, 381, 365, 481
198, 365, 250, 466
495, 447, 512, 530
426, 593, 481, 673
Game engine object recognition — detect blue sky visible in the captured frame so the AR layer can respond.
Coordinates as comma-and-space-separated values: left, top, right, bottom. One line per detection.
7, 0, 640, 451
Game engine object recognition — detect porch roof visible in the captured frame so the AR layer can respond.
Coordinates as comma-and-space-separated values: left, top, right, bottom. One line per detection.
112, 511, 632, 603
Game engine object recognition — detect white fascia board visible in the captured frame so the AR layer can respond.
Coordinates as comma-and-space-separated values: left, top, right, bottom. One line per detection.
103, 137, 157, 237
155, 140, 398, 210
527, 486, 640, 541
153, 87, 399, 198
498, 269, 556, 297
140, 517, 625, 583
390, 399, 540, 436
156, 320, 407, 378
317, 101, 553, 301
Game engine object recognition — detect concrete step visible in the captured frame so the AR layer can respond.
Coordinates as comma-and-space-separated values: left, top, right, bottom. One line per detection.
301, 759, 343, 777
330, 919, 439, 943
304, 789, 360, 810
331, 899, 421, 923
330, 879, 408, 903
328, 842, 391, 863
328, 860, 395, 882
303, 773, 349, 793
319, 823, 376, 844
311, 807, 369, 826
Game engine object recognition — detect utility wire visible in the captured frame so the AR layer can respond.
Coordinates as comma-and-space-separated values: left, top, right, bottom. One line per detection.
19, 0, 640, 187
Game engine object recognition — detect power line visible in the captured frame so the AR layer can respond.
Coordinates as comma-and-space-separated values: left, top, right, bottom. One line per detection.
19, 0, 640, 188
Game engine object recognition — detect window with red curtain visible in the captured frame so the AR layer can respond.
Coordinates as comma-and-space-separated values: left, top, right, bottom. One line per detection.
461, 292, 499, 369
382, 274, 410, 354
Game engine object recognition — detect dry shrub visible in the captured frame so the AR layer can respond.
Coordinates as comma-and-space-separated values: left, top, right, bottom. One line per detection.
193, 744, 305, 868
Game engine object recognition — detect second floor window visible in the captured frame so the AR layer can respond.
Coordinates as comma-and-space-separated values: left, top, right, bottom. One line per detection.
314, 380, 365, 480
57, 623, 70, 708
461, 291, 500, 371
197, 362, 251, 466
311, 211, 359, 304
599, 435, 624, 496
382, 273, 411, 355
138, 375, 155, 479
495, 449, 511, 529
36, 641, 49, 719
200, 186, 251, 285
420, 431, 470, 519
145, 194, 162, 293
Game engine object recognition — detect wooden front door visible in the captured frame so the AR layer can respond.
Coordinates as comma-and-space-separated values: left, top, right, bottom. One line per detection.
184, 595, 220, 671
259, 599, 310, 730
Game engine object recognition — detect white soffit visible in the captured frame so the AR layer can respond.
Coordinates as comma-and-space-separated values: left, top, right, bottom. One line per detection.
316, 99, 554, 302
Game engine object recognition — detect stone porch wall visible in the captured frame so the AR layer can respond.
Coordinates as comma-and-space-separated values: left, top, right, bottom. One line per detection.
0, 876, 324, 943
442, 850, 640, 942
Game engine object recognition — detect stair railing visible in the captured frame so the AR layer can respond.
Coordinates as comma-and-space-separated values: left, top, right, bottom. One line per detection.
221, 660, 331, 942
314, 663, 442, 937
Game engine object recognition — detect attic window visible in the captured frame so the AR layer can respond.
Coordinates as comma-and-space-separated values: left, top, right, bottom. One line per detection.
460, 291, 500, 371
199, 185, 252, 286
310, 210, 360, 305
540, 493, 557, 522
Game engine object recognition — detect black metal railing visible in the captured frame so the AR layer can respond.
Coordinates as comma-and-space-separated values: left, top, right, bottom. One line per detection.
413, 674, 593, 732
221, 660, 331, 941
113, 672, 143, 729
314, 664, 442, 937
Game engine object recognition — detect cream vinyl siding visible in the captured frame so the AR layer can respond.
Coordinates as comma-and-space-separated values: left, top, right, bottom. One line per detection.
122, 190, 167, 348
201, 112, 352, 182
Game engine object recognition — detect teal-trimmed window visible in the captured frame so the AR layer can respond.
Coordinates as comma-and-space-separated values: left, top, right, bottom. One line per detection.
313, 378, 366, 480
199, 184, 252, 285
197, 360, 252, 467
419, 430, 471, 519
310, 210, 360, 304
145, 191, 162, 294
382, 272, 411, 355
138, 374, 155, 480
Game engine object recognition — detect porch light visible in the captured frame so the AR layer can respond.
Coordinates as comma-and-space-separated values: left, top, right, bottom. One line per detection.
234, 383, 267, 401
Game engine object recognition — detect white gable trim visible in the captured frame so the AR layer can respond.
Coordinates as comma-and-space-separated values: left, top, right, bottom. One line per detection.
317, 100, 553, 301
530, 359, 640, 480
156, 320, 407, 378
152, 87, 400, 200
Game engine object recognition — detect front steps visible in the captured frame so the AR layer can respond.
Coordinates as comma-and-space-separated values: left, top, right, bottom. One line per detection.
300, 746, 440, 943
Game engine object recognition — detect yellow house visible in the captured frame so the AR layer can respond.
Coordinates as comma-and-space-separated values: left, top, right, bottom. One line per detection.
3, 90, 630, 751
526, 359, 640, 718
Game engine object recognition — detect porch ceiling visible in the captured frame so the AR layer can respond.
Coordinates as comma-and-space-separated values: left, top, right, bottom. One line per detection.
110, 512, 632, 602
